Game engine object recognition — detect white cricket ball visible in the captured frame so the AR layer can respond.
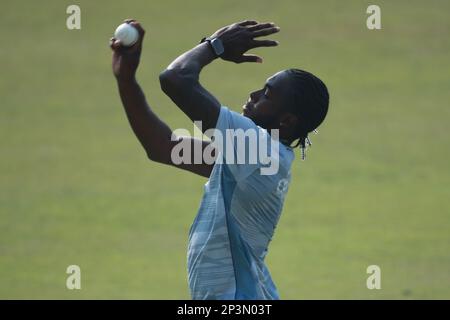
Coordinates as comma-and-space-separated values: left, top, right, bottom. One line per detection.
114, 23, 139, 47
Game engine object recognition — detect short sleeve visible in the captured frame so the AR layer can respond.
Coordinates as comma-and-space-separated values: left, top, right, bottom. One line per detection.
208, 106, 278, 181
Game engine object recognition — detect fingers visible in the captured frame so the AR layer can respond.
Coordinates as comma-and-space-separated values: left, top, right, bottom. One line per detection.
247, 22, 275, 31
122, 18, 145, 42
238, 20, 258, 26
109, 37, 122, 50
110, 18, 145, 52
236, 54, 263, 64
252, 26, 280, 38
251, 39, 279, 48
128, 20, 146, 37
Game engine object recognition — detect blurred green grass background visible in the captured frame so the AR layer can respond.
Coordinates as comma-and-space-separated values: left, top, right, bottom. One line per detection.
1, 0, 449, 299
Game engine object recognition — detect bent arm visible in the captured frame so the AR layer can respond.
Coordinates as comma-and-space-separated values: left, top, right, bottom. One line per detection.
117, 77, 213, 177
117, 79, 212, 177
159, 20, 280, 133
159, 42, 220, 132
111, 20, 213, 177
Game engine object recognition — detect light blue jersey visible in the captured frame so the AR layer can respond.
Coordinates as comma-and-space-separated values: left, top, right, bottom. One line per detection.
187, 106, 295, 300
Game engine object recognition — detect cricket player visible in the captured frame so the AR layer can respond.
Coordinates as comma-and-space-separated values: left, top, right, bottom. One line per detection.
110, 19, 329, 299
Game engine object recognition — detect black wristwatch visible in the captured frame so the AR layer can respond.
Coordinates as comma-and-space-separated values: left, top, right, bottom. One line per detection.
200, 36, 224, 57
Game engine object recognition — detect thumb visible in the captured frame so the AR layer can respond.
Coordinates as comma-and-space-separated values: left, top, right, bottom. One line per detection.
237, 54, 263, 64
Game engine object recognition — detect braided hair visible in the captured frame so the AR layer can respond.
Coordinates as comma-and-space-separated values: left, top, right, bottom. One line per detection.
285, 69, 329, 159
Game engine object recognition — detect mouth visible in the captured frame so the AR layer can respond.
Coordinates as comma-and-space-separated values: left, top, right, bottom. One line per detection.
242, 102, 254, 116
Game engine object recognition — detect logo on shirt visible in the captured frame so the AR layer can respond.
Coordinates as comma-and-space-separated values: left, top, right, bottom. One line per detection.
276, 178, 289, 197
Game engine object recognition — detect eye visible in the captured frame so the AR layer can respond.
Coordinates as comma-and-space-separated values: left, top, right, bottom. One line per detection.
263, 87, 270, 98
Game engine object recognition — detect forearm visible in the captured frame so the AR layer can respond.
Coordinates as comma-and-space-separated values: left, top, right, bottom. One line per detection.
117, 77, 172, 161
165, 42, 216, 80
159, 43, 221, 131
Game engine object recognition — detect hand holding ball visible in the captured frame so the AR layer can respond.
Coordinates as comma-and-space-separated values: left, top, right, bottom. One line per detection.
114, 23, 139, 47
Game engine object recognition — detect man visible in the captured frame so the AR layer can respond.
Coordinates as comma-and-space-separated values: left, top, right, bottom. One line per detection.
110, 19, 329, 299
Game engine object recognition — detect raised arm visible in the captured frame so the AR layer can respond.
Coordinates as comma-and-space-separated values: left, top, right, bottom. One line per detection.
111, 20, 213, 178
159, 20, 280, 132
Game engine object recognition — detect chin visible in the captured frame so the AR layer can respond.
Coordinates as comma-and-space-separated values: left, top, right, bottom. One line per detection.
242, 108, 252, 118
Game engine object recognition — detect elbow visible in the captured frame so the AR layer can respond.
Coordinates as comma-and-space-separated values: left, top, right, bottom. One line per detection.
146, 149, 157, 162
159, 68, 196, 95
159, 69, 182, 94
146, 149, 164, 164
145, 147, 171, 165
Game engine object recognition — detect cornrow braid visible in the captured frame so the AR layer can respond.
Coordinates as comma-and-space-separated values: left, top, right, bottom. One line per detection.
290, 129, 317, 160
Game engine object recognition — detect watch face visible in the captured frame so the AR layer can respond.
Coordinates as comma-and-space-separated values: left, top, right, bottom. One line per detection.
211, 38, 224, 56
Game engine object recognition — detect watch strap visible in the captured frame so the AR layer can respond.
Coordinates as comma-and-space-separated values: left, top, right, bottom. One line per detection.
199, 36, 223, 57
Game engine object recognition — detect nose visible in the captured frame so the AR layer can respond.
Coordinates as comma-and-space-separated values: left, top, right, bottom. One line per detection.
249, 89, 261, 102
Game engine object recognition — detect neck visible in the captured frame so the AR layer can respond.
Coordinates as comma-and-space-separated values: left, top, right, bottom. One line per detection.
265, 128, 293, 147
